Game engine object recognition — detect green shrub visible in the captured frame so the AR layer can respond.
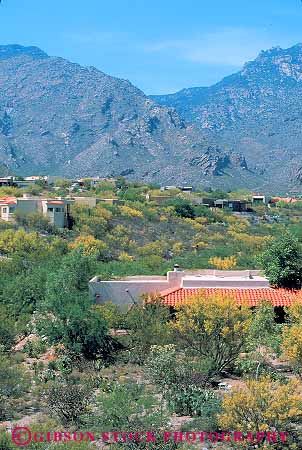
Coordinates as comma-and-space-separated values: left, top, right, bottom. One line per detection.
45, 379, 92, 425
125, 298, 171, 364
169, 385, 221, 418
23, 339, 47, 358
0, 353, 29, 420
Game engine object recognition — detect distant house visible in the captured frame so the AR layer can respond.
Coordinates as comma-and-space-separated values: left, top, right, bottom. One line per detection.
178, 186, 193, 193
72, 196, 122, 207
13, 176, 47, 189
0, 176, 14, 187
77, 177, 116, 188
160, 185, 178, 191
145, 193, 172, 205
191, 197, 215, 207
252, 195, 269, 205
160, 185, 194, 193
214, 199, 251, 212
0, 194, 74, 228
270, 196, 302, 205
73, 197, 102, 208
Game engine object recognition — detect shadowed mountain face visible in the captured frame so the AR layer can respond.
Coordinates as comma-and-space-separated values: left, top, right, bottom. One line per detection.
0, 44, 250, 189
151, 44, 302, 192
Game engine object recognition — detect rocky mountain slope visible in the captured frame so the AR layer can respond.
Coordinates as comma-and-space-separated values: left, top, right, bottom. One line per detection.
0, 44, 251, 189
151, 44, 302, 192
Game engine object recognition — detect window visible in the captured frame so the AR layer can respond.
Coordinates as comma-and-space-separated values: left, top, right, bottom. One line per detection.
55, 208, 61, 212
2, 207, 7, 214
48, 207, 53, 212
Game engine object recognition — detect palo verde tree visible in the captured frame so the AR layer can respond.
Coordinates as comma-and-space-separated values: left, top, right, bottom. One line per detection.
171, 294, 251, 376
219, 377, 302, 449
281, 301, 302, 373
259, 231, 302, 289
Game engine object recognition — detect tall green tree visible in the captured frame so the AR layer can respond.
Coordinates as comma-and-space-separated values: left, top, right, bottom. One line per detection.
37, 249, 121, 362
259, 231, 302, 289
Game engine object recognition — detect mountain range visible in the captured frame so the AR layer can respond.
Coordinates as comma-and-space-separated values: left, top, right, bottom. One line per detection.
152, 44, 302, 193
1, 43, 302, 192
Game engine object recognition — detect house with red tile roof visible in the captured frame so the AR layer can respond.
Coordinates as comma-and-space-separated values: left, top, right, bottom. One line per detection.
0, 194, 74, 228
270, 196, 300, 204
90, 266, 302, 320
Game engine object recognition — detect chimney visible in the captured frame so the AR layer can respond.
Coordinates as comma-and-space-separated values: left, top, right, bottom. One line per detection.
173, 264, 181, 272
167, 264, 184, 287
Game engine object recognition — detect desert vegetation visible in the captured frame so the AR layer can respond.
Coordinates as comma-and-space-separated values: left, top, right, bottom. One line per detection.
1, 179, 302, 448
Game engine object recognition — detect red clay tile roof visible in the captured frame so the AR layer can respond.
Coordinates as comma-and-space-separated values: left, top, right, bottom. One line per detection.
0, 196, 17, 205
160, 287, 302, 307
271, 197, 299, 204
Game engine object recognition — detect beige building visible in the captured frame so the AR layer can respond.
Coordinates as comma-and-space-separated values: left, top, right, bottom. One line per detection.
0, 194, 74, 228
72, 197, 102, 208
72, 196, 123, 207
145, 193, 172, 205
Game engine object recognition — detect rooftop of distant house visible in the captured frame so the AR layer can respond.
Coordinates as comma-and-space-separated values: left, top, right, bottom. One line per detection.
0, 195, 72, 205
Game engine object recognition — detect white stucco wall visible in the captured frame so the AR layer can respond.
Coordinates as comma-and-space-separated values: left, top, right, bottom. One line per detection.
89, 271, 184, 306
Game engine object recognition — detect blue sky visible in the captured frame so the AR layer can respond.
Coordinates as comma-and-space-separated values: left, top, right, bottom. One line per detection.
1, 0, 302, 94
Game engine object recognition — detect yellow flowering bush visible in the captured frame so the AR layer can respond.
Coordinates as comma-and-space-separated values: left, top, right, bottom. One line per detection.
219, 377, 302, 441
0, 229, 49, 256
119, 205, 144, 218
171, 294, 251, 375
118, 251, 134, 262
137, 240, 168, 257
172, 242, 184, 255
69, 235, 108, 257
281, 323, 302, 370
209, 255, 237, 270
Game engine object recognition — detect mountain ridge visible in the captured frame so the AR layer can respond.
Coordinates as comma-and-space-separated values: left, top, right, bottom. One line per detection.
151, 43, 302, 192
0, 44, 252, 190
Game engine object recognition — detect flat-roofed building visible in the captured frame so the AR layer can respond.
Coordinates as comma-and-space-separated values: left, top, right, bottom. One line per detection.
214, 199, 251, 212
0, 176, 14, 187
89, 267, 270, 307
252, 195, 268, 205
89, 267, 301, 321
146, 193, 173, 205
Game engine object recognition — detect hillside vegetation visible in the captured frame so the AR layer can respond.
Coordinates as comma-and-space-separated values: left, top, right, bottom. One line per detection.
1, 179, 302, 448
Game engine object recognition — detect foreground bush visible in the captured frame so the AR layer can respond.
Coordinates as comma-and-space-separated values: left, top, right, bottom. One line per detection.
259, 231, 302, 289
124, 297, 171, 364
146, 345, 221, 423
0, 352, 29, 420
171, 294, 251, 375
46, 378, 92, 425
219, 377, 302, 449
